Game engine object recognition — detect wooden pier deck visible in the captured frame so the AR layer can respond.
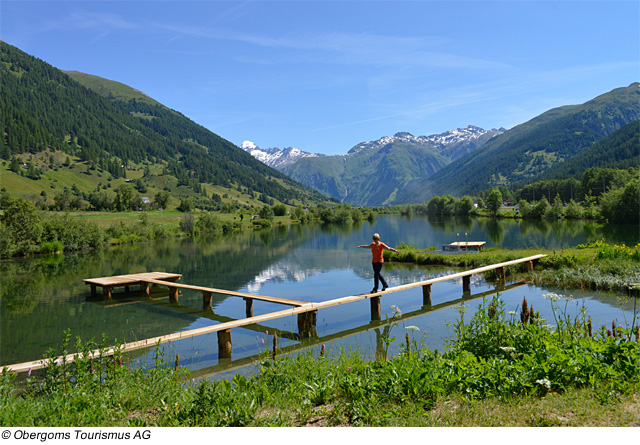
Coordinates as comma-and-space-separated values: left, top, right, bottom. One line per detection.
5, 254, 545, 374
442, 241, 486, 251
84, 272, 182, 299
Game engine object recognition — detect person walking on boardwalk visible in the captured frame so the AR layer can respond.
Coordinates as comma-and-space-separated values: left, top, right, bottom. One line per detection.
357, 233, 399, 293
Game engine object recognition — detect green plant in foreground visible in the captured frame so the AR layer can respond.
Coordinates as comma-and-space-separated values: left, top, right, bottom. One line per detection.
1, 295, 639, 426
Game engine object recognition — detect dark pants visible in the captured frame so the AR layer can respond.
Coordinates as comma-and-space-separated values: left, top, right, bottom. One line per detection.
372, 262, 388, 291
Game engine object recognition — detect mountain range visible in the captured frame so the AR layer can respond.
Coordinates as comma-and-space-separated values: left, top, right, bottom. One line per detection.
244, 84, 639, 206
396, 83, 640, 203
1, 41, 638, 209
243, 126, 504, 206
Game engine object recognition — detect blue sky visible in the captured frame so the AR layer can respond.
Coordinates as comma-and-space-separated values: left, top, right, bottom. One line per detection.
2, 1, 638, 155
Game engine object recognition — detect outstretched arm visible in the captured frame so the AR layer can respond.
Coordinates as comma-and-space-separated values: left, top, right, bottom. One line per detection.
384, 245, 399, 253
356, 245, 369, 248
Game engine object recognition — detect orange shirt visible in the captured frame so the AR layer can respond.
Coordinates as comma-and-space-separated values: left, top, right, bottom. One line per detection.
369, 242, 387, 263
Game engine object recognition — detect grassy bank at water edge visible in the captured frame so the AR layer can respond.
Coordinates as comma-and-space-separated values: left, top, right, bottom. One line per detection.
2, 294, 639, 427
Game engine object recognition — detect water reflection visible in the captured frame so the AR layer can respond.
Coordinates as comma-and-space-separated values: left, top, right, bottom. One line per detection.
1, 215, 638, 373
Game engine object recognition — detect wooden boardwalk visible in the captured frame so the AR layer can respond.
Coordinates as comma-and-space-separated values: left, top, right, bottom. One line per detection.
189, 281, 528, 380
5, 254, 545, 374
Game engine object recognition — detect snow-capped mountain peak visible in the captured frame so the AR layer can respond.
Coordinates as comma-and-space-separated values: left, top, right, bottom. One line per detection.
347, 125, 503, 156
241, 141, 323, 169
242, 125, 503, 170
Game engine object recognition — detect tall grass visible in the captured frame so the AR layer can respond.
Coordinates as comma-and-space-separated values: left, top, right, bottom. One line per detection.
387, 242, 640, 293
2, 295, 638, 426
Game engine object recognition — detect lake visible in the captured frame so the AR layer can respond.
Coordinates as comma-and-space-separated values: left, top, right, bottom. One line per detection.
1, 214, 638, 381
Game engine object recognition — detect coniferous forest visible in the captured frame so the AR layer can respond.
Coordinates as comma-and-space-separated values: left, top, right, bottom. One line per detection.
0, 41, 324, 205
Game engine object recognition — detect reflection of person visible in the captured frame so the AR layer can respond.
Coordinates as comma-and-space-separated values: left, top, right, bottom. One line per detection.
357, 233, 399, 293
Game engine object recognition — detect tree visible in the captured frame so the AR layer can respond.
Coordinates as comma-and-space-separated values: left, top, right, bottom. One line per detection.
8, 157, 21, 173
544, 194, 565, 219
532, 197, 551, 219
259, 204, 274, 221
292, 206, 305, 221
272, 203, 287, 216
486, 189, 503, 216
178, 198, 194, 213
0, 197, 43, 256
599, 179, 640, 224
114, 185, 134, 211
455, 196, 474, 215
154, 190, 170, 210
134, 178, 147, 193
180, 212, 195, 234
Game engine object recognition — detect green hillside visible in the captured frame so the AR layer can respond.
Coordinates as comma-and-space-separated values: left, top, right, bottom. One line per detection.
540, 120, 640, 180
397, 83, 640, 202
63, 71, 161, 106
0, 41, 327, 209
282, 138, 451, 206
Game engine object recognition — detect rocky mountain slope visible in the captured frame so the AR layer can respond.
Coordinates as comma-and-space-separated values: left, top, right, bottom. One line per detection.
244, 126, 503, 206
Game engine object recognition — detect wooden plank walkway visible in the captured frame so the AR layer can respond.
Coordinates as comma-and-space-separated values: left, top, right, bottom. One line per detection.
130, 275, 308, 308
189, 281, 528, 380
4, 254, 545, 373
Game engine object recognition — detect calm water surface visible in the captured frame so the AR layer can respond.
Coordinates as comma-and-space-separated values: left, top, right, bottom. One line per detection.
1, 215, 638, 380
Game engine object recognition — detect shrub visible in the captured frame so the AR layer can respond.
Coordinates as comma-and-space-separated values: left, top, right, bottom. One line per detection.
0, 197, 43, 255
272, 204, 287, 217
38, 241, 64, 254
251, 218, 272, 228
196, 213, 223, 235
180, 212, 195, 234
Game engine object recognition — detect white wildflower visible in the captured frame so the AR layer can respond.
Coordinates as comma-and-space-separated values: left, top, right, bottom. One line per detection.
536, 378, 551, 390
389, 305, 402, 318
405, 326, 420, 331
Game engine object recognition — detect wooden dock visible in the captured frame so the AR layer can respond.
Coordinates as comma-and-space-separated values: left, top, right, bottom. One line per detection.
5, 254, 545, 374
84, 272, 182, 299
442, 241, 486, 251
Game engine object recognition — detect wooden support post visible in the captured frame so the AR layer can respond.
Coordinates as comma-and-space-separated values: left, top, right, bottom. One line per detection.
244, 298, 254, 318
497, 266, 506, 282
124, 285, 130, 292
103, 286, 112, 300
374, 328, 387, 362
297, 311, 317, 338
422, 284, 432, 306
217, 329, 232, 359
140, 282, 149, 297
462, 275, 471, 293
371, 296, 381, 321
202, 291, 212, 309
169, 286, 178, 303
90, 284, 97, 297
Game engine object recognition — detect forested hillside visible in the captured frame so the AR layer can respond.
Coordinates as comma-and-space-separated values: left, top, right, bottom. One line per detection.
540, 120, 639, 180
0, 41, 325, 206
278, 127, 499, 206
396, 83, 640, 202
